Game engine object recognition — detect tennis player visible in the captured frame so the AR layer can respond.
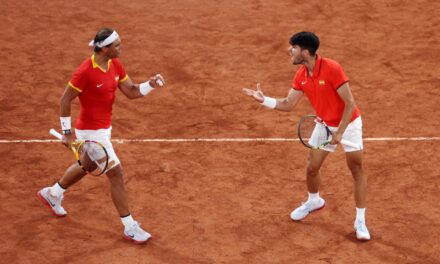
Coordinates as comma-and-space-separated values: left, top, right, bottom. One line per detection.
243, 32, 370, 240
37, 28, 164, 244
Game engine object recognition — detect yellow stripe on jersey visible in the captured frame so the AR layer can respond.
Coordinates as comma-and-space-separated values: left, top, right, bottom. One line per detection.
68, 82, 82, 92
91, 54, 111, 73
119, 75, 129, 82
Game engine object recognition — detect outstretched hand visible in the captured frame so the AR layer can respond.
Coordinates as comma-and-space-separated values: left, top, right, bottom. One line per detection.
242, 83, 264, 103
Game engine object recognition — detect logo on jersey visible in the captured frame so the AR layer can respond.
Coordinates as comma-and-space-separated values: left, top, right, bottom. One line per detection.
115, 76, 119, 81
301, 81, 307, 85
96, 83, 104, 88
319, 80, 325, 85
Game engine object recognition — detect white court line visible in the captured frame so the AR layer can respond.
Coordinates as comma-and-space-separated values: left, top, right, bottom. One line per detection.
0, 137, 439, 144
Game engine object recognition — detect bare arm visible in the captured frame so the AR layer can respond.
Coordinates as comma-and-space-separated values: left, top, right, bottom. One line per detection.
119, 75, 164, 99
60, 85, 80, 117
242, 83, 303, 112
60, 85, 80, 146
276, 88, 304, 112
331, 82, 356, 144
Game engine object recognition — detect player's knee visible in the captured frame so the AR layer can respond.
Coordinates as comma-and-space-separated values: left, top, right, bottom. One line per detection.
106, 164, 124, 179
348, 162, 363, 177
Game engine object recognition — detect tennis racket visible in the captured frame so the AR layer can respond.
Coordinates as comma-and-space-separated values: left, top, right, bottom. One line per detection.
297, 115, 359, 150
49, 129, 109, 176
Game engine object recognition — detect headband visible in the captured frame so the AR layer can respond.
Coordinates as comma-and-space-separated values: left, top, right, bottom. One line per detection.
88, 31, 119, 48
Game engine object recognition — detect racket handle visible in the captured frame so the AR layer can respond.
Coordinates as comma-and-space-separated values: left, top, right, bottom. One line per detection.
49, 128, 63, 140
340, 139, 359, 149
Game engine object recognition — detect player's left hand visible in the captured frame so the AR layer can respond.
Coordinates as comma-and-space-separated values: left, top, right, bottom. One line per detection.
330, 131, 343, 145
150, 74, 165, 88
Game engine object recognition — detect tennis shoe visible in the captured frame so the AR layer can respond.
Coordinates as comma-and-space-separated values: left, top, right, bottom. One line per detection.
123, 221, 151, 244
290, 197, 325, 221
354, 220, 371, 241
37, 187, 67, 217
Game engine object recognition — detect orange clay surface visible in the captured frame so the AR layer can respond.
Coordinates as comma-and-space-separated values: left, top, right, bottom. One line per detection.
0, 0, 439, 263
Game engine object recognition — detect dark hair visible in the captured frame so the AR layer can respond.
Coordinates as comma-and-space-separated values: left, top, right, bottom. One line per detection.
289, 32, 320, 56
93, 28, 115, 52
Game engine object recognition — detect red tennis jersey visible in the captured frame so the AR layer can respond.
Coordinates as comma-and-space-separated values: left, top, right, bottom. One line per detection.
292, 55, 360, 127
68, 55, 128, 130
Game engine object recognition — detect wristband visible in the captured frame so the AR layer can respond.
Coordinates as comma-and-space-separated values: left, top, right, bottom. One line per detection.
62, 129, 71, 135
139, 81, 154, 96
60, 116, 71, 130
261, 96, 277, 109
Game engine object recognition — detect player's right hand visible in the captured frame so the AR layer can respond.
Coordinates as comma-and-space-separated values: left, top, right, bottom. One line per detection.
61, 133, 75, 148
242, 83, 265, 103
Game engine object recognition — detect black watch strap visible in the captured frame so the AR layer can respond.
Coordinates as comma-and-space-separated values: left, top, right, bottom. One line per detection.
62, 129, 71, 135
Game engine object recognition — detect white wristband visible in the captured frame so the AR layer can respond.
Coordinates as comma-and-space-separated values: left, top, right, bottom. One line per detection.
139, 81, 154, 96
60, 116, 71, 130
261, 96, 277, 109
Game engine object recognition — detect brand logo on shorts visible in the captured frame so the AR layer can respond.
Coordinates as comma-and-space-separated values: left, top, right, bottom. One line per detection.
97, 83, 104, 88
115, 76, 119, 81
301, 81, 307, 85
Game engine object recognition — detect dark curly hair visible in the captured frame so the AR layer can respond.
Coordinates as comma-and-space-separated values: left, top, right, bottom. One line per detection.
289, 32, 320, 56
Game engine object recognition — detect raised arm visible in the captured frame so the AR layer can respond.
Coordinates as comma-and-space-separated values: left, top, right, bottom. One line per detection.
118, 74, 165, 99
242, 83, 303, 112
275, 88, 304, 111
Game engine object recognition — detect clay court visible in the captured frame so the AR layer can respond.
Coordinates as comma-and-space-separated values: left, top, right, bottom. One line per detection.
1, 0, 439, 263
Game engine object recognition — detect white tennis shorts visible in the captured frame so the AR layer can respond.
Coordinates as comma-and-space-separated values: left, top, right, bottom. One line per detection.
75, 127, 120, 171
310, 116, 363, 153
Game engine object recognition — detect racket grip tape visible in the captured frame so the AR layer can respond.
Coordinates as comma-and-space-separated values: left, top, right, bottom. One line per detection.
49, 128, 63, 140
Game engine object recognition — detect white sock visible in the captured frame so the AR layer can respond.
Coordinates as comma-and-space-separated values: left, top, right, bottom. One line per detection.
121, 214, 135, 228
356, 208, 366, 223
50, 182, 66, 197
308, 192, 320, 203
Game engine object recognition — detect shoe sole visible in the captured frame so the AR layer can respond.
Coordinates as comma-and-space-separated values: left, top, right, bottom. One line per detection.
123, 234, 152, 245
291, 203, 325, 222
36, 191, 67, 217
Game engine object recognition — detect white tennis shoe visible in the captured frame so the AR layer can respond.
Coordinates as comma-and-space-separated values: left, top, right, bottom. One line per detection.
354, 220, 371, 241
123, 221, 152, 244
290, 197, 325, 221
37, 187, 67, 217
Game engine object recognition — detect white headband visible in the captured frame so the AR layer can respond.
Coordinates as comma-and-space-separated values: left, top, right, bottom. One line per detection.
88, 31, 119, 48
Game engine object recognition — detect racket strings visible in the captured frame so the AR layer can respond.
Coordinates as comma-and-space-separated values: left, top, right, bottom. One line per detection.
299, 117, 330, 148
77, 142, 108, 175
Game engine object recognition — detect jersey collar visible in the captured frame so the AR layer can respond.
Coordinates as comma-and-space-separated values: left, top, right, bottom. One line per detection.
311, 54, 322, 78
91, 54, 112, 72
305, 54, 322, 79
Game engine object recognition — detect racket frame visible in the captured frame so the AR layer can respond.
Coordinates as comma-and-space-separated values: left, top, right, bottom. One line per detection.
297, 115, 359, 150
49, 129, 109, 175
